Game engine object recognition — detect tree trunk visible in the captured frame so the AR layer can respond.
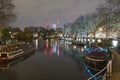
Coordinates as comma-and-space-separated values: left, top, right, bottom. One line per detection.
105, 29, 108, 38
93, 31, 96, 39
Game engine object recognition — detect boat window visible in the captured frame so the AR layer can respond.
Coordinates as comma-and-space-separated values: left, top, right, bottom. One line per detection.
9, 54, 11, 56
9, 50, 23, 56
1, 54, 7, 58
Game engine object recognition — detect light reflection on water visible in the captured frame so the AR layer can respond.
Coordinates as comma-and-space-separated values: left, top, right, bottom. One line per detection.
0, 39, 92, 80
43, 39, 60, 56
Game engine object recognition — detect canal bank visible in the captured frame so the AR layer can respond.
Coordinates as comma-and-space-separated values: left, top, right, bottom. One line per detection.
108, 49, 120, 80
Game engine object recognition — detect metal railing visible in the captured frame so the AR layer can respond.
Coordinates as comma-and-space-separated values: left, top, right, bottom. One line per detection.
87, 60, 112, 80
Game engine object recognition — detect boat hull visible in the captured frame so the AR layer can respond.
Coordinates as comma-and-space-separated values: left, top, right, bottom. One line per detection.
85, 56, 108, 71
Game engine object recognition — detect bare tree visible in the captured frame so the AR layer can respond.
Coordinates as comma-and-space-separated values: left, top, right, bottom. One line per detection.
96, 2, 114, 38
0, 0, 16, 26
106, 0, 120, 27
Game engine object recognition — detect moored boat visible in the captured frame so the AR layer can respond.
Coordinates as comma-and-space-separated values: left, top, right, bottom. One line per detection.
0, 42, 36, 62
83, 44, 111, 70
0, 50, 35, 70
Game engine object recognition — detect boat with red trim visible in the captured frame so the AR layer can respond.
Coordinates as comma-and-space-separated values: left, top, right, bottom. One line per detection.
83, 44, 111, 70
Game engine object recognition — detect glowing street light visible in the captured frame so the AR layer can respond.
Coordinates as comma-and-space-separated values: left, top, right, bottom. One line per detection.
112, 40, 118, 48
99, 28, 102, 31
97, 39, 101, 43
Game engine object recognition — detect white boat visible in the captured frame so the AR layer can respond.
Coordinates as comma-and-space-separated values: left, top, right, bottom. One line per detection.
0, 43, 36, 62
0, 51, 35, 70
0, 48, 24, 62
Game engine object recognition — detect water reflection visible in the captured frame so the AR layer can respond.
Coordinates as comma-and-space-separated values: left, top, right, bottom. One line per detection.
63, 41, 88, 72
44, 39, 60, 56
63, 40, 108, 80
33, 39, 39, 49
39, 39, 91, 79
0, 39, 102, 80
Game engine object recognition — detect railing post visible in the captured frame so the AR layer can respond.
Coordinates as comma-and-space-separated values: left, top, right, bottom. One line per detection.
102, 72, 107, 80
107, 60, 112, 77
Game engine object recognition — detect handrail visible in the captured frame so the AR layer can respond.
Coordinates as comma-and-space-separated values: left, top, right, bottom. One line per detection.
87, 66, 107, 80
85, 56, 107, 61
9, 49, 23, 53
1, 49, 23, 54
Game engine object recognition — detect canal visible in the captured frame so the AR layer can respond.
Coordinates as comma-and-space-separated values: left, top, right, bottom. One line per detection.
0, 39, 91, 80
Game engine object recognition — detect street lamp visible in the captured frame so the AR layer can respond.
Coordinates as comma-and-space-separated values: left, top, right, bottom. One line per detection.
99, 28, 102, 31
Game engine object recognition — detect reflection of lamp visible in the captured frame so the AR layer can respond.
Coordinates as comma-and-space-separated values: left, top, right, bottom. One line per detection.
45, 40, 48, 55
57, 41, 60, 56
35, 39, 38, 49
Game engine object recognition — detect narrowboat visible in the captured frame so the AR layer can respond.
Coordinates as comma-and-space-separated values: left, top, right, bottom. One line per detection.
83, 44, 110, 70
0, 42, 36, 62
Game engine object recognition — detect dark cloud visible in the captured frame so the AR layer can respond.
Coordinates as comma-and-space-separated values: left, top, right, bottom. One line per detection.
13, 0, 100, 28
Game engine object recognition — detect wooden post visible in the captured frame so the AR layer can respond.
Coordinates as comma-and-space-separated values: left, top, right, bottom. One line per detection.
107, 60, 112, 77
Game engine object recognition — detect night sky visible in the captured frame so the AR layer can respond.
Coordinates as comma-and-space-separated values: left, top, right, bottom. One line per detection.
13, 0, 101, 29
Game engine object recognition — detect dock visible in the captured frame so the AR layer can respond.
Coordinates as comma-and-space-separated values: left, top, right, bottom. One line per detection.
108, 49, 120, 80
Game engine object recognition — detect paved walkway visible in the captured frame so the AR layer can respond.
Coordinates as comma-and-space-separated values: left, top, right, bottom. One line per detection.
108, 49, 120, 80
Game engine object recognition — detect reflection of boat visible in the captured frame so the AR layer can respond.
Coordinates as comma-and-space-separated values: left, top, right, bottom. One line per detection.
83, 44, 110, 70
0, 51, 35, 70
0, 42, 36, 62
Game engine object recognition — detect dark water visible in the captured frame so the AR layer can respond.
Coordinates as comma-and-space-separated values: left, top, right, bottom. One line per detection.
0, 39, 90, 80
